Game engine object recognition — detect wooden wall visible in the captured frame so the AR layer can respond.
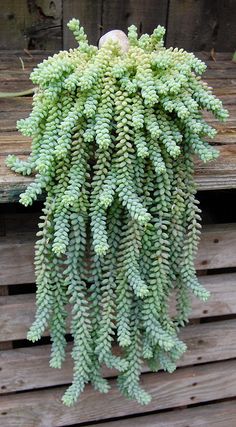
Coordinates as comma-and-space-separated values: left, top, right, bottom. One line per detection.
1, 0, 236, 51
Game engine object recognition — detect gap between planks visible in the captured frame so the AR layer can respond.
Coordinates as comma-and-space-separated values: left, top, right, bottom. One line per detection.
0, 318, 235, 394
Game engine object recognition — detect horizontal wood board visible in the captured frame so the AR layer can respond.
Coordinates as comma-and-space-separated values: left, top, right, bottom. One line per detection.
0, 360, 236, 427
0, 223, 236, 286
82, 400, 236, 427
0, 318, 235, 394
0, 272, 236, 341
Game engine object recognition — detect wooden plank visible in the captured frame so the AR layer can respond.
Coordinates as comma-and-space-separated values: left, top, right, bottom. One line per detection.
0, 129, 236, 155
204, 79, 236, 95
82, 400, 236, 427
0, 110, 30, 130
196, 52, 234, 61
195, 173, 236, 190
203, 106, 236, 122
2, 144, 236, 201
0, 319, 235, 393
0, 52, 52, 71
196, 223, 236, 270
0, 273, 235, 341
101, 0, 168, 36
1, 222, 235, 286
2, 133, 235, 155
166, 0, 236, 52
0, 360, 235, 427
0, 50, 53, 56
0, 82, 34, 94
0, 135, 32, 154
0, 70, 31, 82
179, 318, 236, 365
194, 145, 236, 189
0, 235, 35, 286
0, 98, 32, 112
0, 73, 233, 96
0, 287, 12, 350
190, 273, 236, 318
63, 0, 102, 48
0, 294, 36, 341
0, 1, 62, 51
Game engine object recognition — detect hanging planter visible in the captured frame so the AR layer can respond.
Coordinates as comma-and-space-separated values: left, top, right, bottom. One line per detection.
6, 19, 228, 406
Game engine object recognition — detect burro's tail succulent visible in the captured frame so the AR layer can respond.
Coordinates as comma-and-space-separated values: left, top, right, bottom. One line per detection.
6, 19, 228, 406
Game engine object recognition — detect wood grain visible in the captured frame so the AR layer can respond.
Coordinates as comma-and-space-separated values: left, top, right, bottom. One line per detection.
1, 223, 235, 286
0, 360, 235, 427
63, 0, 102, 48
166, 0, 236, 52
2, 143, 236, 200
0, 1, 62, 51
0, 318, 235, 393
195, 223, 236, 270
101, 0, 168, 37
0, 273, 235, 341
0, 235, 35, 286
0, 287, 12, 350
81, 400, 236, 427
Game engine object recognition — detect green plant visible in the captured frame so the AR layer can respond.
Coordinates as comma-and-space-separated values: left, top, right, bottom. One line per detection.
6, 19, 228, 406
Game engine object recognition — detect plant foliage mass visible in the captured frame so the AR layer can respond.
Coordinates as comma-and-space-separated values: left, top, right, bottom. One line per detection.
6, 19, 228, 406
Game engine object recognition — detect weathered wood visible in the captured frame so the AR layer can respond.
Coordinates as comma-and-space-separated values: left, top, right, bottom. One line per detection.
195, 223, 236, 270
63, 0, 169, 49
0, 110, 30, 130
0, 51, 232, 71
0, 223, 235, 286
0, 52, 53, 72
0, 360, 235, 427
2, 143, 236, 201
0, 319, 235, 393
190, 273, 236, 317
0, 134, 31, 154
101, 0, 168, 36
0, 1, 62, 51
0, 70, 31, 82
0, 235, 35, 285
166, 0, 236, 52
0, 273, 235, 341
179, 318, 236, 365
196, 52, 234, 61
0, 98, 32, 112
82, 400, 236, 427
0, 80, 34, 94
0, 294, 36, 341
195, 173, 236, 190
63, 0, 102, 48
204, 68, 236, 79
194, 144, 236, 190
0, 287, 12, 350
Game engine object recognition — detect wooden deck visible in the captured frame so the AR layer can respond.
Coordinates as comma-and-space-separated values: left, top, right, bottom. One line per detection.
0, 51, 236, 427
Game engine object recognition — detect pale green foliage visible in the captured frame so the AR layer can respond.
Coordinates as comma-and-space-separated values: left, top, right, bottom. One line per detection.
6, 19, 228, 406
